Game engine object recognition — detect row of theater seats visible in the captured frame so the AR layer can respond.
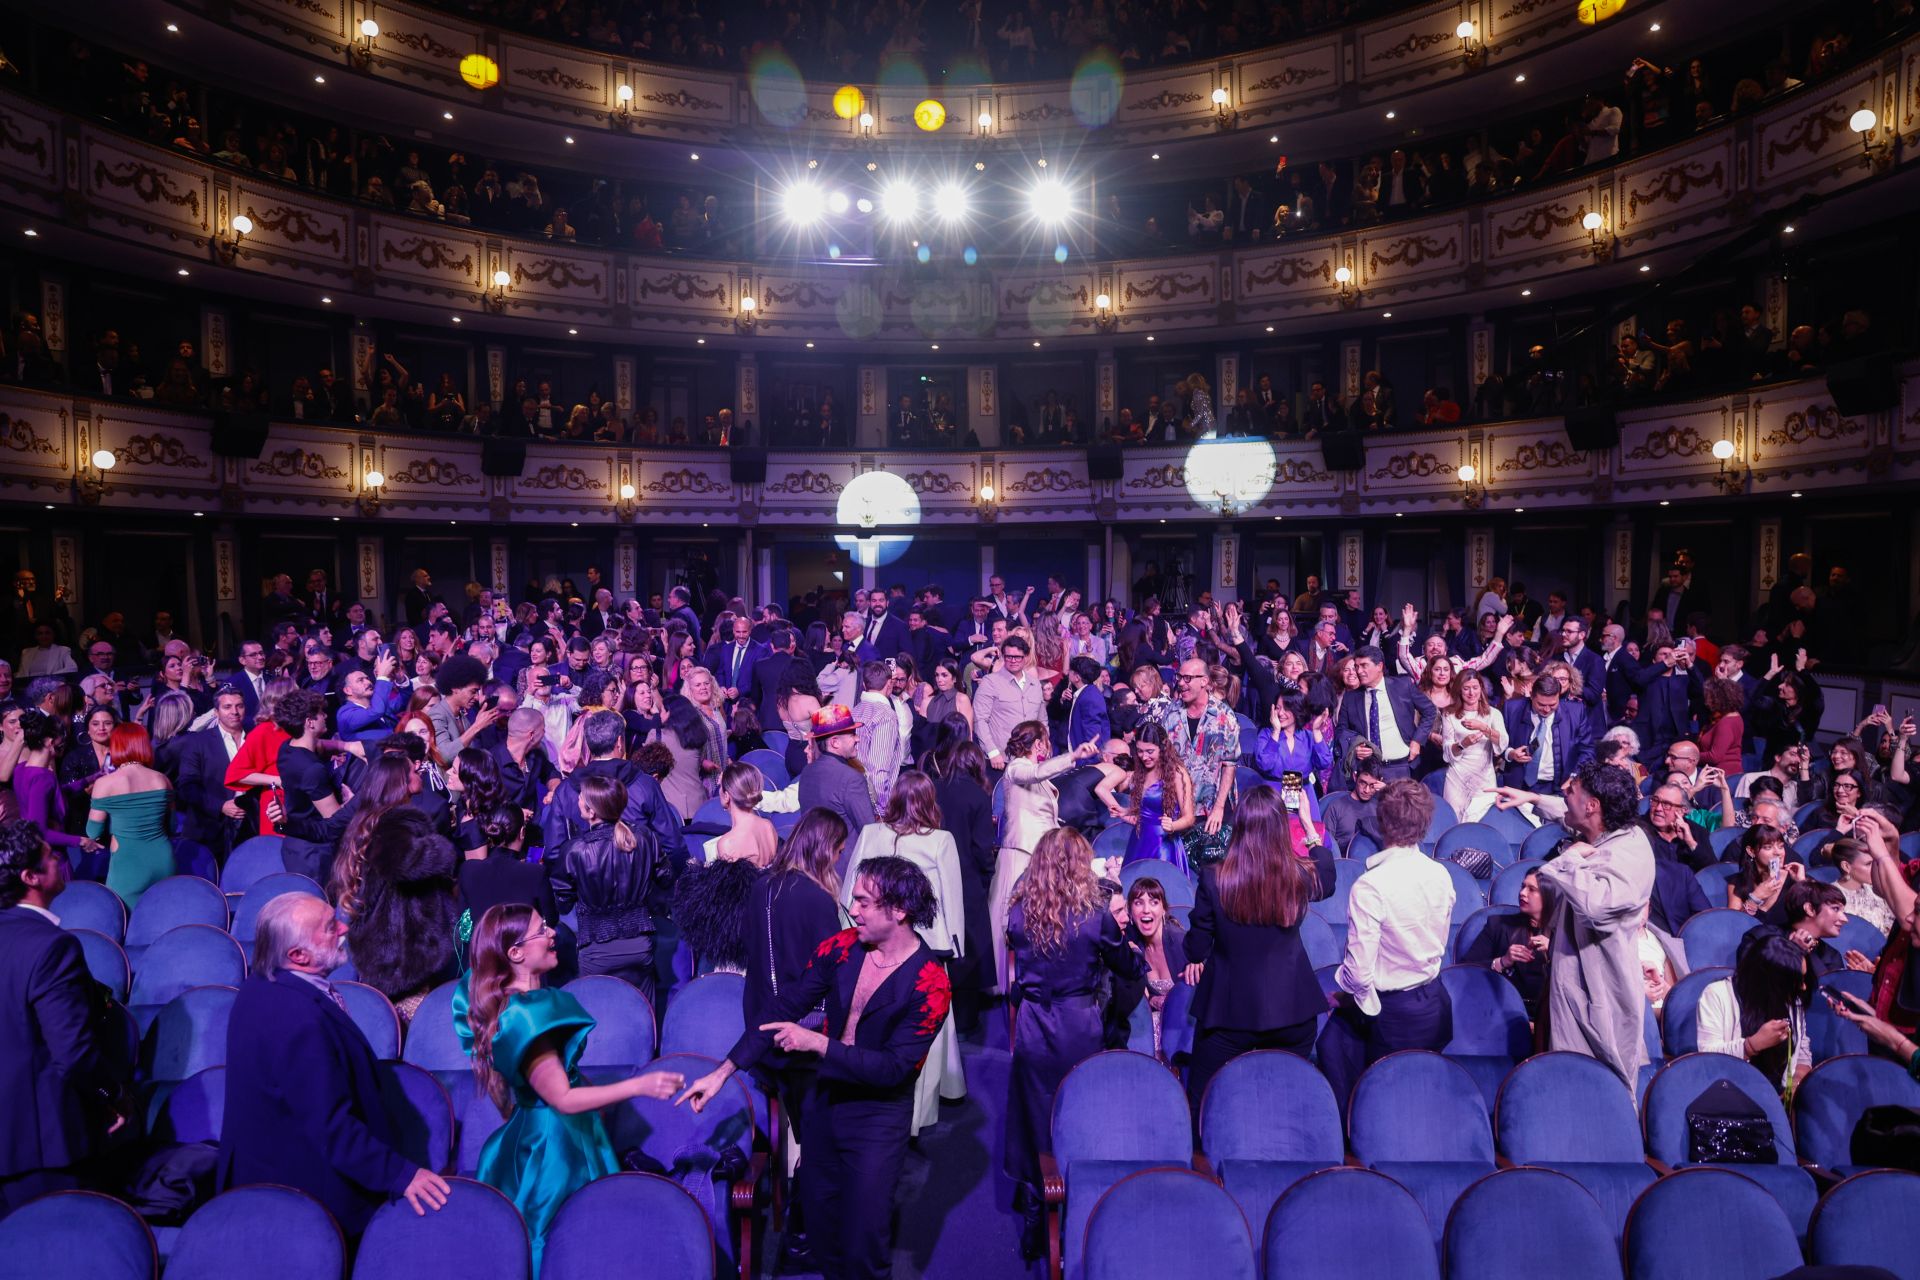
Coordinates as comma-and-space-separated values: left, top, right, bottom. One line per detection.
1045, 1047, 1920, 1280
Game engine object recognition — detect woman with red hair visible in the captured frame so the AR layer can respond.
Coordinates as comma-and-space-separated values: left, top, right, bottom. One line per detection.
86, 721, 176, 908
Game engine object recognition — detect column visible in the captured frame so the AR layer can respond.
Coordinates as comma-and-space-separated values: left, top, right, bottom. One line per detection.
1340, 340, 1362, 404
1211, 527, 1241, 597
1608, 519, 1635, 614
979, 544, 995, 598
970, 365, 999, 447
1464, 528, 1494, 616
856, 365, 885, 448
1468, 319, 1494, 400
615, 535, 639, 599
211, 530, 240, 658
1215, 351, 1239, 424
1338, 530, 1365, 595
1095, 352, 1117, 434
39, 273, 66, 364
1753, 518, 1781, 616
736, 530, 753, 599
610, 354, 635, 424
735, 353, 759, 441
1107, 530, 1132, 604
488, 537, 510, 595
1763, 277, 1788, 356
756, 543, 775, 608
355, 536, 384, 623
202, 306, 232, 380
1084, 541, 1104, 606
351, 328, 374, 411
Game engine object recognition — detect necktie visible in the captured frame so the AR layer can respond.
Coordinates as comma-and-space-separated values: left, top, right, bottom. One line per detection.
1368, 688, 1383, 755
732, 645, 744, 685
1526, 716, 1545, 787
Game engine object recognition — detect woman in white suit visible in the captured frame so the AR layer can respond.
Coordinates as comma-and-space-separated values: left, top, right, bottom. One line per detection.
989, 720, 1101, 993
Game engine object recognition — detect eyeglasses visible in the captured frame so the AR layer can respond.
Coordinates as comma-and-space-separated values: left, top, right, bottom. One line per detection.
1650, 798, 1685, 810
1832, 782, 1862, 793
1176, 673, 1207, 683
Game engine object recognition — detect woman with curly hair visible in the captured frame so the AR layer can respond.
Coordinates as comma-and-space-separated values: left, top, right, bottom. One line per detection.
345, 806, 460, 1023
1004, 827, 1146, 1259
1095, 720, 1195, 876
328, 756, 415, 921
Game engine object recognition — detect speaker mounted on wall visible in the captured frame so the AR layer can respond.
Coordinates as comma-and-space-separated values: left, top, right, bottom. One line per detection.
1825, 354, 1898, 415
729, 450, 768, 485
481, 437, 527, 478
1086, 446, 1125, 481
210, 410, 270, 459
1563, 406, 1620, 452
1320, 432, 1367, 473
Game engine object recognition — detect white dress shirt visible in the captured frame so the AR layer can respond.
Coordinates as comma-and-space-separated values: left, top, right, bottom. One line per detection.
1531, 710, 1557, 784
17, 646, 77, 677
1337, 844, 1455, 1016
18, 901, 60, 926
1367, 684, 1411, 762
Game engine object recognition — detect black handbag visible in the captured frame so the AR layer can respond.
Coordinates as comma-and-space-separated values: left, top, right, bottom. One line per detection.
1685, 1079, 1777, 1164
1445, 846, 1495, 880
1850, 1104, 1920, 1172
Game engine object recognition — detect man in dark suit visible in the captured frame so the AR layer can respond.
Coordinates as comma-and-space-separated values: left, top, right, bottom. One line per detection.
1063, 657, 1110, 752
300, 569, 345, 631
665, 585, 703, 641
851, 590, 908, 664
1625, 642, 1698, 765
1223, 175, 1268, 242
230, 639, 270, 727
176, 687, 250, 861
260, 574, 304, 634
752, 627, 818, 729
400, 568, 440, 628
1334, 646, 1436, 781
706, 614, 768, 710
217, 892, 449, 1235
1644, 565, 1706, 638
1498, 675, 1592, 797
1556, 617, 1608, 713
0, 821, 124, 1215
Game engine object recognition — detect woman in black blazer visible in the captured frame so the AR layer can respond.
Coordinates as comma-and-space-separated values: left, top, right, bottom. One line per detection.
1182, 784, 1335, 1114
923, 725, 997, 1034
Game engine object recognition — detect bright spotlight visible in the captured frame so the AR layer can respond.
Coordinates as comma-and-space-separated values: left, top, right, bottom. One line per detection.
782, 182, 826, 225
880, 181, 919, 222
855, 197, 874, 214
934, 181, 968, 221
827, 191, 850, 214
1027, 178, 1071, 224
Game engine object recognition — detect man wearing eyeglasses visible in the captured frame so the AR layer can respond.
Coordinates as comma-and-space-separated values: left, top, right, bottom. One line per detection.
1639, 781, 1719, 875
82, 640, 138, 717
1335, 646, 1435, 784
1141, 659, 1241, 865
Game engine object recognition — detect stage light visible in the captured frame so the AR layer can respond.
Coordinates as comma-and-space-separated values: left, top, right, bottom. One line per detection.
782, 182, 826, 225
856, 197, 874, 214
913, 99, 946, 131
828, 191, 850, 214
934, 181, 968, 221
880, 181, 919, 222
1027, 178, 1071, 223
833, 85, 864, 119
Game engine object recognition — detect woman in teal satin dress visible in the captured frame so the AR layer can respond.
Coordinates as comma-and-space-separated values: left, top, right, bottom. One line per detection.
455, 904, 685, 1271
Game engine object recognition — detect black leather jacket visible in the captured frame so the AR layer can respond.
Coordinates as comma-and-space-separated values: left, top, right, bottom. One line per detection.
546, 821, 662, 943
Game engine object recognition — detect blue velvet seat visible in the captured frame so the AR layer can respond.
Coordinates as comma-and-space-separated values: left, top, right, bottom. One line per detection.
1694, 862, 1739, 902
352, 1177, 528, 1280
1677, 909, 1757, 971
661, 971, 747, 1058
231, 872, 326, 948
1307, 858, 1367, 956
125, 875, 229, 957
1519, 823, 1568, 860
1262, 1167, 1439, 1280
334, 981, 403, 1060
1436, 821, 1513, 874
1657, 967, 1731, 1057
378, 1060, 455, 1175
130, 925, 248, 1029
71, 927, 131, 1001
1443, 1167, 1623, 1280
1836, 914, 1887, 962
1808, 969, 1872, 1062
761, 730, 789, 756
165, 1184, 344, 1280
1439, 861, 1486, 932
1047, 1050, 1192, 1280
153, 1064, 226, 1146
0, 1190, 156, 1280
693, 798, 730, 829
1422, 798, 1459, 847
400, 979, 473, 1114
738, 749, 790, 789
542, 1173, 717, 1280
1297, 909, 1340, 971
1494, 1051, 1657, 1240
1478, 805, 1537, 856
1438, 965, 1533, 1112
1489, 859, 1543, 907
1347, 831, 1382, 860
561, 975, 658, 1083
1793, 827, 1836, 863
141, 985, 238, 1098
1198, 1050, 1344, 1235
57, 880, 129, 941
1623, 1167, 1799, 1280
219, 835, 289, 895
1453, 906, 1523, 967
1348, 1051, 1496, 1245
1083, 1168, 1254, 1280
1794, 1053, 1920, 1176
1707, 825, 1744, 859
1092, 822, 1132, 865
1641, 1054, 1818, 1239
1807, 1169, 1920, 1277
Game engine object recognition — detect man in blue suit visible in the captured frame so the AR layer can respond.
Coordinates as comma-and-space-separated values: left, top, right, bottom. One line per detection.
229, 638, 270, 728
851, 589, 908, 663
0, 821, 124, 1216
1498, 674, 1592, 797
704, 614, 768, 710
1625, 642, 1698, 765
1555, 617, 1607, 714
218, 893, 449, 1236
1335, 646, 1436, 781
174, 686, 250, 861
1063, 656, 1110, 751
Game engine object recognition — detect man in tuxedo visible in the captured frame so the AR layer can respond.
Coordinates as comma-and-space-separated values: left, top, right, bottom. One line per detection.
176, 687, 250, 860
1063, 657, 1110, 751
1498, 675, 1592, 796
904, 606, 948, 675
218, 893, 449, 1235
400, 568, 439, 628
0, 821, 125, 1215
1645, 565, 1706, 636
665, 585, 703, 640
752, 626, 817, 727
852, 590, 908, 663
1335, 646, 1437, 781
1557, 617, 1607, 712
301, 569, 344, 631
1253, 375, 1284, 432
708, 614, 767, 709
1595, 623, 1632, 723
1223, 175, 1268, 242
579, 589, 618, 640
1299, 380, 1344, 435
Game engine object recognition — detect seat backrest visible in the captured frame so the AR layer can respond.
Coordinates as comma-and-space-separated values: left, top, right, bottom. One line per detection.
1479, 805, 1537, 855
1263, 1168, 1439, 1280
0, 1190, 156, 1280
1658, 967, 1731, 1057
1084, 1168, 1254, 1280
542, 1173, 717, 1280
603, 1052, 756, 1228
1052, 1050, 1192, 1167
1520, 822, 1569, 859
1296, 910, 1340, 970
693, 798, 730, 828
1835, 914, 1887, 962
1349, 1051, 1493, 1164
142, 985, 239, 1085
166, 1184, 344, 1280
561, 975, 659, 1074
1347, 831, 1382, 860
126, 876, 229, 950
130, 924, 249, 1010
1490, 859, 1544, 907
1807, 1169, 1920, 1276
219, 836, 289, 894
1444, 1168, 1622, 1280
58, 880, 129, 941
1642, 1053, 1797, 1166
1694, 862, 1739, 902
334, 981, 403, 1060
1793, 827, 1836, 862
1453, 906, 1524, 967
1424, 798, 1459, 844
1437, 821, 1513, 868
660, 972, 747, 1058
1199, 1050, 1342, 1166
1118, 856, 1196, 905
1440, 861, 1487, 925
1623, 1167, 1798, 1280
400, 980, 468, 1072
1794, 1054, 1920, 1171
232, 873, 326, 946
1495, 1052, 1644, 1163
377, 1061, 454, 1174
739, 749, 791, 788
352, 1178, 528, 1280
1438, 965, 1533, 1059
1092, 823, 1132, 864
1311, 858, 1369, 927
153, 1064, 227, 1146
71, 927, 131, 1001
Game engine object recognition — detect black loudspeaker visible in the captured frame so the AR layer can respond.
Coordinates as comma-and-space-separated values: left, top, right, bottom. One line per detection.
730, 449, 767, 484
211, 410, 269, 459
1086, 446, 1124, 481
1826, 355, 1898, 415
1564, 405, 1620, 452
1320, 432, 1367, 473
481, 437, 526, 478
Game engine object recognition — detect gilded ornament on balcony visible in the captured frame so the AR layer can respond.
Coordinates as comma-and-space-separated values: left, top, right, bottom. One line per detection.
93, 160, 201, 218
252, 448, 346, 480
1366, 451, 1451, 480
1624, 425, 1715, 460
1496, 441, 1589, 472
637, 274, 728, 306
644, 468, 732, 495
242, 204, 343, 250
1763, 404, 1865, 447
1246, 65, 1331, 92
1367, 234, 1457, 273
1124, 90, 1204, 113
1122, 273, 1209, 303
512, 65, 597, 92
763, 469, 843, 495
1244, 257, 1331, 291
1004, 469, 1089, 493
1494, 202, 1581, 250
1625, 162, 1726, 217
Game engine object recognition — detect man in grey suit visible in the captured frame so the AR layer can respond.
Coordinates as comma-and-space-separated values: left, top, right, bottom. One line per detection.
973, 635, 1046, 776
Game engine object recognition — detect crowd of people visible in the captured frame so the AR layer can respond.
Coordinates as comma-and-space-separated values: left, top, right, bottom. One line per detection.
3, 535, 1915, 1269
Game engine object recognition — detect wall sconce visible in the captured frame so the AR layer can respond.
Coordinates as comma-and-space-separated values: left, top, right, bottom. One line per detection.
212, 213, 252, 265
977, 479, 998, 522
735, 294, 757, 333
1580, 209, 1613, 260
856, 111, 877, 148
1851, 106, 1889, 171
358, 468, 384, 516
484, 268, 511, 313
1455, 20, 1484, 66
612, 83, 635, 130
1093, 292, 1117, 333
616, 481, 638, 520
76, 446, 115, 505
350, 17, 379, 68
1334, 262, 1356, 304
1210, 87, 1237, 130
1455, 462, 1485, 509
976, 109, 993, 133
1710, 437, 1746, 494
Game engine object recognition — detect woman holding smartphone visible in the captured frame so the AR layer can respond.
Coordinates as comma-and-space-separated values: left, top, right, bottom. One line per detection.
1728, 823, 1801, 919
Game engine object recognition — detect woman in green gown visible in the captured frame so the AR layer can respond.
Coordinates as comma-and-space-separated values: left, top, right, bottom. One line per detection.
85, 723, 177, 910
455, 903, 684, 1271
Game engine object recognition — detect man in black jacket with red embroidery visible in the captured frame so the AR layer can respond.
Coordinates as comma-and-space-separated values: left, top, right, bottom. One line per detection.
679, 855, 949, 1280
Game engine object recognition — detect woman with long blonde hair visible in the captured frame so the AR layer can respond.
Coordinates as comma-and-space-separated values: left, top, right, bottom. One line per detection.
1004, 826, 1146, 1260
458, 903, 685, 1273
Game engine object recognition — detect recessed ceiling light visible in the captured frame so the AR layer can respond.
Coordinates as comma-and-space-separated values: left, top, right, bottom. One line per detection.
1385, 110, 1397, 120
1514, 73, 1527, 83
450, 521, 457, 525
1395, 512, 1404, 517
1782, 224, 1796, 233
1639, 264, 1651, 272
22, 229, 35, 237
1269, 135, 1279, 143
44, 504, 54, 510
690, 152, 700, 160
806, 159, 818, 169
451, 316, 461, 323
1147, 335, 1156, 342
571, 522, 580, 527
332, 515, 341, 522
1036, 158, 1047, 168
194, 511, 206, 517
177, 268, 189, 276
975, 161, 986, 171
1659, 500, 1670, 506
931, 343, 940, 350
1382, 311, 1393, 318
442, 111, 453, 120
1151, 152, 1161, 160
1159, 518, 1166, 523
696, 338, 706, 344
1790, 491, 1803, 498
568, 328, 578, 335
321, 296, 332, 303
1265, 326, 1275, 333
166, 22, 179, 32
1520, 288, 1531, 297
1649, 21, 1661, 31
314, 75, 326, 84
564, 135, 575, 144
1032, 340, 1041, 347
